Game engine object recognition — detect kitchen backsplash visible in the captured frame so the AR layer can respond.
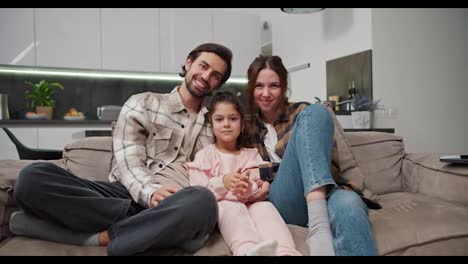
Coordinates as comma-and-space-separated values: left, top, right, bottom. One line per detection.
0, 68, 247, 120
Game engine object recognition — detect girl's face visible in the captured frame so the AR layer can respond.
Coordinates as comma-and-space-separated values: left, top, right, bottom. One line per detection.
211, 102, 243, 147
253, 68, 284, 118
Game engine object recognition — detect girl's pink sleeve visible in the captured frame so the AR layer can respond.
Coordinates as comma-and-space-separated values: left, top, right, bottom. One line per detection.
186, 148, 228, 201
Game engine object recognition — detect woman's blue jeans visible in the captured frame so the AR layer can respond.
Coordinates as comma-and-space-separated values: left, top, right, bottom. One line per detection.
269, 104, 377, 256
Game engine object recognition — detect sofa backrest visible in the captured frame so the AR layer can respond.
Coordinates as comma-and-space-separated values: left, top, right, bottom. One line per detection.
345, 132, 405, 195
62, 131, 406, 196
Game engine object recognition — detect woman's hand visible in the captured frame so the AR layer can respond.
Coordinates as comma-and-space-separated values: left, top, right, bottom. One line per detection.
246, 179, 270, 203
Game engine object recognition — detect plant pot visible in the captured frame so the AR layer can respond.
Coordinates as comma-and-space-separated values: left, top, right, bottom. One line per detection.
36, 106, 53, 120
351, 111, 372, 129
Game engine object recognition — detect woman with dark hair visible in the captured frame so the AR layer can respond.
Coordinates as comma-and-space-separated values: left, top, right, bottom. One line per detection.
244, 55, 377, 256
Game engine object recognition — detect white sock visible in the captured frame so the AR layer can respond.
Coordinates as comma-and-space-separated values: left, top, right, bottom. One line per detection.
245, 240, 278, 256
9, 210, 100, 246
306, 200, 335, 256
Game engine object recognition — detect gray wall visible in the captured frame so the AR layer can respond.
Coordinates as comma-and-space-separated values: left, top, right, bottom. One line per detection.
372, 8, 468, 153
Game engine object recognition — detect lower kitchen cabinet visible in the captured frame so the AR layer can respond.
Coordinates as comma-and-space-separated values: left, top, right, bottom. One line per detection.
0, 126, 110, 160
0, 127, 37, 160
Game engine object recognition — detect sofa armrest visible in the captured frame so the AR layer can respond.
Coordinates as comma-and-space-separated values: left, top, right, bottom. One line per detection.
402, 153, 468, 206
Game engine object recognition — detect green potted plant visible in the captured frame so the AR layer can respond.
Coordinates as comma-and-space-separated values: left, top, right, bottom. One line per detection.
351, 95, 381, 129
25, 80, 64, 120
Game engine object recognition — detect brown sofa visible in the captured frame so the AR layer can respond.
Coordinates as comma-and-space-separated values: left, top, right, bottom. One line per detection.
1, 131, 468, 256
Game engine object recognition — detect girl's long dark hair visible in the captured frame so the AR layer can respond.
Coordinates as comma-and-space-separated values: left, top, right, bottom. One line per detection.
208, 91, 250, 150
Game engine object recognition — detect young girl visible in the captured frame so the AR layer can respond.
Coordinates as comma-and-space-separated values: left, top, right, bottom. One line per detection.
185, 91, 301, 256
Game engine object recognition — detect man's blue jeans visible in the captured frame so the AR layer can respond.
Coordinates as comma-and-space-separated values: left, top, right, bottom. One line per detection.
269, 104, 377, 256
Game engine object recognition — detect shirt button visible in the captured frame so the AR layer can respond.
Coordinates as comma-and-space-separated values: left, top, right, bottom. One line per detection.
174, 146, 178, 151
158, 164, 163, 168
181, 125, 185, 128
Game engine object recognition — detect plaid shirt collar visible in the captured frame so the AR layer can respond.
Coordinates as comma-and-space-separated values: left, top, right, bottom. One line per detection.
168, 86, 209, 115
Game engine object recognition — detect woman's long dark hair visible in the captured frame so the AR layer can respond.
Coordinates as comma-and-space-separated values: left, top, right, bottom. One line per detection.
245, 55, 289, 137
208, 91, 250, 150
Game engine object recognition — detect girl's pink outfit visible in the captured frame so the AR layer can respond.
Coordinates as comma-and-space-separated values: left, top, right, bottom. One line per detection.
185, 144, 300, 256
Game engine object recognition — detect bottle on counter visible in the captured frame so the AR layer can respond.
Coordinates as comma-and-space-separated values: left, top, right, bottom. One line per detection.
347, 81, 354, 111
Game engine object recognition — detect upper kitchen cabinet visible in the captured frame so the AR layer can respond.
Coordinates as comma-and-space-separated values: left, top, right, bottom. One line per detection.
35, 8, 101, 69
213, 10, 261, 77
0, 8, 35, 66
159, 8, 213, 73
159, 9, 261, 77
160, 8, 213, 72
101, 8, 160, 72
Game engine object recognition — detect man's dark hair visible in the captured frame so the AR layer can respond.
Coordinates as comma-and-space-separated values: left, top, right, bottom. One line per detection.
179, 43, 233, 85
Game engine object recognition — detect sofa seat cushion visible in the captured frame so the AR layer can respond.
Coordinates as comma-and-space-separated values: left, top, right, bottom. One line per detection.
0, 225, 309, 256
0, 237, 106, 256
370, 192, 468, 255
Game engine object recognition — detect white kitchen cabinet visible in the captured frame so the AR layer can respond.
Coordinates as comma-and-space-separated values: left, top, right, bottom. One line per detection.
159, 8, 213, 73
213, 10, 261, 77
35, 8, 101, 69
101, 8, 160, 72
37, 126, 110, 150
0, 126, 110, 160
160, 9, 261, 77
0, 128, 37, 160
0, 8, 35, 66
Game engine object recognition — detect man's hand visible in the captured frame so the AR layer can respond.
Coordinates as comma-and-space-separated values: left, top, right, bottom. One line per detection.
246, 179, 270, 204
150, 185, 180, 208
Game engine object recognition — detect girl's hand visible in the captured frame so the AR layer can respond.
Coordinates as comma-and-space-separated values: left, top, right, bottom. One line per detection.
223, 168, 243, 190
232, 171, 253, 201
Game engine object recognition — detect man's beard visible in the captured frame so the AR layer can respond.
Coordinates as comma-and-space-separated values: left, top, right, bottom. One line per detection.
185, 75, 213, 98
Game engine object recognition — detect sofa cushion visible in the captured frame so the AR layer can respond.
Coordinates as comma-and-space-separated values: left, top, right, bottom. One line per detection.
63, 137, 113, 182
345, 132, 405, 195
0, 225, 309, 256
0, 237, 106, 256
403, 153, 468, 206
370, 192, 468, 256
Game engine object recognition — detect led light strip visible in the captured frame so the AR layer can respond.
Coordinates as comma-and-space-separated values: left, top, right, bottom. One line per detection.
0, 66, 247, 84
